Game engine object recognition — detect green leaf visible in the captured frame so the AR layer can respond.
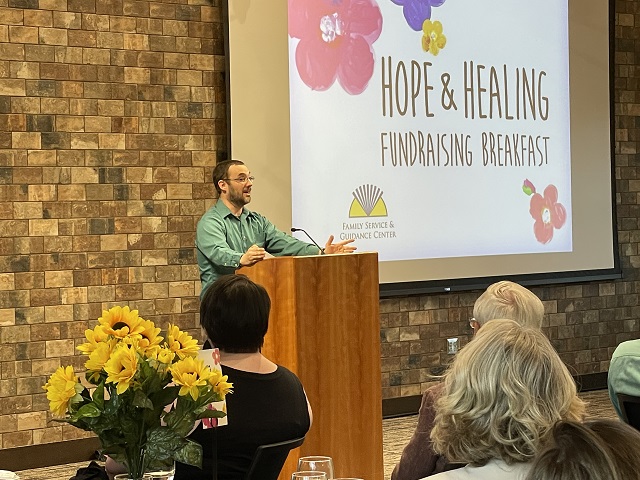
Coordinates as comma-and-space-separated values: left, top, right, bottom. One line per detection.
149, 385, 180, 409
133, 390, 154, 410
174, 439, 203, 468
75, 403, 102, 419
145, 427, 183, 463
198, 409, 227, 419
93, 382, 105, 410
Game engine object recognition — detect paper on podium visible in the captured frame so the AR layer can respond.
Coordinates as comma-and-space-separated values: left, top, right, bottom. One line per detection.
197, 348, 228, 428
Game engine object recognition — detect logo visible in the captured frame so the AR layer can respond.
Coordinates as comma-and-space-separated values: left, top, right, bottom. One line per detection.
349, 184, 388, 218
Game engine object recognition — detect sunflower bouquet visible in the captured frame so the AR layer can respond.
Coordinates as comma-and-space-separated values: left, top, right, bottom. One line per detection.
43, 306, 232, 480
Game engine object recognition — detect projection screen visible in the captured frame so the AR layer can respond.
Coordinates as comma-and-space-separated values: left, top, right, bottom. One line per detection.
224, 0, 620, 294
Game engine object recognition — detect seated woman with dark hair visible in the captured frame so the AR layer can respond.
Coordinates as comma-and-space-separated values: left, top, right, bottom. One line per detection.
175, 274, 312, 480
526, 419, 640, 480
427, 319, 585, 479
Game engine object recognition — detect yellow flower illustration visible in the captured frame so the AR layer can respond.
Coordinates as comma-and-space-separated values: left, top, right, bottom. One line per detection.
99, 306, 145, 340
171, 356, 213, 401
104, 343, 139, 395
166, 324, 199, 359
43, 366, 83, 417
77, 325, 109, 356
422, 20, 447, 56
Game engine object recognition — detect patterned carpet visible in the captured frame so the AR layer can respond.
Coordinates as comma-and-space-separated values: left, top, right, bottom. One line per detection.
15, 390, 617, 480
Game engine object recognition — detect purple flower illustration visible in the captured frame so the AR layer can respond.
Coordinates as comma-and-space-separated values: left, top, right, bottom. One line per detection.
391, 0, 447, 31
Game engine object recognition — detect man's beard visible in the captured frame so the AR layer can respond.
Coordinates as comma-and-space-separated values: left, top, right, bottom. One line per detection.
229, 187, 250, 208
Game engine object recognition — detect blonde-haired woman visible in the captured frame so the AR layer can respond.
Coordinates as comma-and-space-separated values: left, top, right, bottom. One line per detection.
470, 281, 544, 331
428, 319, 585, 479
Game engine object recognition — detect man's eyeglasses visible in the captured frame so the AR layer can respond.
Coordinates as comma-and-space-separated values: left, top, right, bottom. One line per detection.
223, 176, 255, 184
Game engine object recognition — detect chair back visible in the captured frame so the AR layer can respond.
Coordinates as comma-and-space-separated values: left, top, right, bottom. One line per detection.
244, 436, 305, 480
617, 393, 640, 431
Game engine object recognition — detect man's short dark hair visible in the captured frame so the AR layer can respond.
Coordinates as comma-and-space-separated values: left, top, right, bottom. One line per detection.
212, 160, 245, 195
200, 274, 270, 353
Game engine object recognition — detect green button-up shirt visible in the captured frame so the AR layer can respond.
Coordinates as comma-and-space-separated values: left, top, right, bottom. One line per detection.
196, 200, 320, 296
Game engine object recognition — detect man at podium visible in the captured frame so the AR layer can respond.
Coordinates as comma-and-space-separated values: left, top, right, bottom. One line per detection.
196, 160, 356, 295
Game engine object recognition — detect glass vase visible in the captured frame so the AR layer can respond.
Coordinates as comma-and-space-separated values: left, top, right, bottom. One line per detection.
113, 462, 175, 480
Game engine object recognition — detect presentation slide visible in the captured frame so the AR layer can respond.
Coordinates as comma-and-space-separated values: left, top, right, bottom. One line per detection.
288, 0, 572, 262
226, 0, 617, 289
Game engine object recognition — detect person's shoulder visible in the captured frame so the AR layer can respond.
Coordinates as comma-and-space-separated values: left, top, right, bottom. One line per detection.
612, 339, 640, 360
429, 460, 530, 480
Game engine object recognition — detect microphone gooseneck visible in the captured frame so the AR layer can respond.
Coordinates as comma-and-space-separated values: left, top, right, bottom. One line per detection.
291, 227, 323, 253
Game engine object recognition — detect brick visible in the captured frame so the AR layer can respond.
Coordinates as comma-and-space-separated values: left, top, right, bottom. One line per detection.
124, 66, 150, 84
123, 33, 149, 50
44, 270, 72, 288
40, 62, 69, 80
27, 150, 56, 166
54, 46, 82, 64
53, 11, 81, 29
110, 15, 136, 33
12, 132, 40, 149
26, 114, 53, 131
96, 0, 121, 14
40, 132, 70, 149
95, 32, 121, 50
11, 97, 40, 112
68, 30, 95, 47
39, 0, 68, 10
0, 79, 25, 96
81, 47, 110, 65
45, 339, 74, 357
9, 26, 38, 44
86, 284, 114, 302
39, 28, 68, 45
9, 0, 38, 8
0, 325, 30, 343
24, 10, 53, 26
29, 219, 58, 236
68, 0, 95, 13
56, 115, 83, 132
0, 8, 24, 25
0, 113, 26, 130
70, 133, 98, 149
56, 185, 84, 201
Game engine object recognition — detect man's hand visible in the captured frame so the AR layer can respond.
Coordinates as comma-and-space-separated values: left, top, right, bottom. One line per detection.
240, 244, 266, 266
323, 235, 357, 255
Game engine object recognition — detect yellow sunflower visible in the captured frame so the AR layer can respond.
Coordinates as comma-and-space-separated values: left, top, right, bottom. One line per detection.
136, 318, 163, 351
43, 366, 84, 417
99, 306, 145, 340
85, 340, 115, 381
422, 20, 447, 56
104, 343, 139, 395
77, 325, 109, 356
165, 324, 199, 359
170, 356, 213, 401
213, 375, 233, 398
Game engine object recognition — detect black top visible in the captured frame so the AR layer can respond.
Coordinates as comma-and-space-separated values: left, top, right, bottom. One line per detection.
175, 364, 311, 480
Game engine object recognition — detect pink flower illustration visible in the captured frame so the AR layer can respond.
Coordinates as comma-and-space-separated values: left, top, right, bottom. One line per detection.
528, 184, 567, 244
289, 0, 383, 95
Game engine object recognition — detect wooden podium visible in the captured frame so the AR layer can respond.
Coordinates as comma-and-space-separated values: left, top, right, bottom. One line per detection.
238, 252, 383, 480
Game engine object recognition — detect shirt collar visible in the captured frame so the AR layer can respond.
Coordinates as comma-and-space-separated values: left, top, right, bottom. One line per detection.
213, 198, 254, 220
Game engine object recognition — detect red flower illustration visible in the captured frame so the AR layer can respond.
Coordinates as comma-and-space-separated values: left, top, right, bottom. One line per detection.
289, 0, 383, 95
529, 184, 567, 244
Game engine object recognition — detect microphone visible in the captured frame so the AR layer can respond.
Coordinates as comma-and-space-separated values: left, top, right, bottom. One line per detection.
291, 227, 324, 254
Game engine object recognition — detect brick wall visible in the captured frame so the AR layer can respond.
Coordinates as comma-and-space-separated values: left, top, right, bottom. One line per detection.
0, 0, 224, 449
380, 2, 640, 400
0, 0, 638, 451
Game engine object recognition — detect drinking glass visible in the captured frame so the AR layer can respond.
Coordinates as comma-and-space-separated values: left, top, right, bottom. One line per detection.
297, 456, 334, 479
291, 473, 327, 480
